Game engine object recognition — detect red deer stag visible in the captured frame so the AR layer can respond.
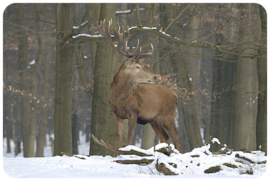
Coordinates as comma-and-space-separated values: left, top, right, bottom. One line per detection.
91, 19, 180, 150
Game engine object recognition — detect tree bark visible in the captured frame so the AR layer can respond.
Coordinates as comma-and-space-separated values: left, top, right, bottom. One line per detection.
54, 3, 74, 156
172, 49, 203, 149
90, 3, 123, 156
161, 4, 203, 150
210, 4, 240, 150
15, 4, 36, 157
233, 4, 260, 151
85, 3, 101, 143
35, 4, 46, 157
256, 5, 267, 153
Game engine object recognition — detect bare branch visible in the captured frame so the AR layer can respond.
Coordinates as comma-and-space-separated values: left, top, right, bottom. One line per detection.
91, 134, 120, 154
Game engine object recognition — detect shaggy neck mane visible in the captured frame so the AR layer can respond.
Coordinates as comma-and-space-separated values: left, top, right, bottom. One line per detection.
109, 65, 137, 105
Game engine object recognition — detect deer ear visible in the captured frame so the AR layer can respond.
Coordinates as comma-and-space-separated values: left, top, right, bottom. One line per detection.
124, 57, 135, 68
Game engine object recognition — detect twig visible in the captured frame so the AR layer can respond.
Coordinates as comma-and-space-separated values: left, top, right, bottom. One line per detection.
61, 152, 86, 160
164, 4, 191, 32
91, 134, 120, 154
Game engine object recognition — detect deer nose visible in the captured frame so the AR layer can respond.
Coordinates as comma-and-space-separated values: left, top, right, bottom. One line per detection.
154, 76, 158, 81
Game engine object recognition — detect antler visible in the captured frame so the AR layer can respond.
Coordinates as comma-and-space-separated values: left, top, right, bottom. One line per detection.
90, 19, 153, 59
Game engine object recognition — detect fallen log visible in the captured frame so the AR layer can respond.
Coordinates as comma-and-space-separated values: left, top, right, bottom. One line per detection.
155, 159, 177, 175
61, 152, 86, 160
115, 158, 154, 164
204, 165, 221, 174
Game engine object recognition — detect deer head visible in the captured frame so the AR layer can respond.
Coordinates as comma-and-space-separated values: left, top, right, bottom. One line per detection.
90, 19, 156, 84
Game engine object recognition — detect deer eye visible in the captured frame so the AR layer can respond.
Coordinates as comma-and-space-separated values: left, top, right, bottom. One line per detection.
135, 66, 141, 69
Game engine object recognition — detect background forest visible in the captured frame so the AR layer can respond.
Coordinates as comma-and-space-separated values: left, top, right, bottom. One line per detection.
3, 3, 267, 158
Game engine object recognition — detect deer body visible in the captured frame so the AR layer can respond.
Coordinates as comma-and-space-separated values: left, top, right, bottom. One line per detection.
108, 58, 180, 150
91, 20, 180, 150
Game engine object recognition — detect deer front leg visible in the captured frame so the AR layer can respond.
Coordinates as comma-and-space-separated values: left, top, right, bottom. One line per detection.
114, 113, 124, 150
128, 114, 137, 145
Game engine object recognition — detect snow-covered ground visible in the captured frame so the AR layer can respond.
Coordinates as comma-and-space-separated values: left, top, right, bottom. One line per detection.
2, 132, 268, 179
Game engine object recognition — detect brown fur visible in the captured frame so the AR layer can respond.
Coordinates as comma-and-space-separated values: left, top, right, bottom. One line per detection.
108, 58, 180, 150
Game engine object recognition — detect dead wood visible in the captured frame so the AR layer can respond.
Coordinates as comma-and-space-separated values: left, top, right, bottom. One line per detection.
91, 134, 120, 154
115, 159, 154, 164
207, 136, 233, 155
204, 165, 221, 173
91, 134, 153, 156
61, 152, 86, 160
155, 159, 177, 175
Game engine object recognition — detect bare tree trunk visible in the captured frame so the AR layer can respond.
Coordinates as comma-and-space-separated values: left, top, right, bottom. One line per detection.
210, 4, 240, 150
172, 49, 203, 150
87, 3, 101, 69
161, 4, 203, 150
15, 4, 35, 157
233, 4, 260, 151
35, 4, 46, 157
71, 3, 81, 156
181, 4, 202, 130
54, 3, 74, 156
256, 5, 267, 153
90, 3, 122, 156
44, 32, 53, 155
85, 3, 101, 143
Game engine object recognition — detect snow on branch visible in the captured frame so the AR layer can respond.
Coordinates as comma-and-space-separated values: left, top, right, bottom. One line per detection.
116, 8, 145, 14
71, 26, 264, 60
73, 20, 88, 30
72, 34, 103, 39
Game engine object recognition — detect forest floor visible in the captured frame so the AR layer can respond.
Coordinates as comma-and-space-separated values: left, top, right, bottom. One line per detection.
2, 132, 268, 179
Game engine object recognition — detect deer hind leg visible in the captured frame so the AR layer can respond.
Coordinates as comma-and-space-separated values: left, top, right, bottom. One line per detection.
163, 117, 180, 150
150, 120, 169, 143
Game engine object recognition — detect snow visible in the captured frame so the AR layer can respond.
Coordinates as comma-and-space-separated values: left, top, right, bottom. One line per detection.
73, 25, 185, 43
73, 20, 88, 29
211, 137, 220, 144
2, 134, 268, 178
116, 8, 145, 14
29, 59, 35, 65
72, 33, 103, 39
142, 27, 157, 30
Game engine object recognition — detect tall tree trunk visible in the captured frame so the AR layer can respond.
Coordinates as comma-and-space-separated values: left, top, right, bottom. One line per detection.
85, 3, 101, 143
72, 56, 79, 155
179, 4, 203, 151
90, 3, 123, 156
87, 3, 101, 69
210, 4, 240, 150
15, 4, 35, 157
42, 5, 54, 153
54, 3, 74, 156
172, 49, 203, 150
181, 4, 202, 130
71, 3, 81, 155
256, 5, 267, 153
74, 45, 93, 143
233, 4, 260, 151
161, 3, 203, 150
35, 4, 46, 157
